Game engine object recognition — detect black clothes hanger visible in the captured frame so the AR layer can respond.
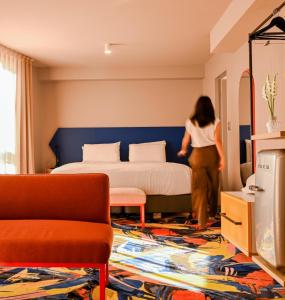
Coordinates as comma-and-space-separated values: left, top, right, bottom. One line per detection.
254, 16, 285, 36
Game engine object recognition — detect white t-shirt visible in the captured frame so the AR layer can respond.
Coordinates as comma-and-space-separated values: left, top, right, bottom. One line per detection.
185, 118, 220, 148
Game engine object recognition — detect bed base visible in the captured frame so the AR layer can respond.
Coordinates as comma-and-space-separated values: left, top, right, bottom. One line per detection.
111, 194, 191, 214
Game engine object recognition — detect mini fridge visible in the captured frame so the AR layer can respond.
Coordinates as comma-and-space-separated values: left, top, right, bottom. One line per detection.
253, 149, 285, 271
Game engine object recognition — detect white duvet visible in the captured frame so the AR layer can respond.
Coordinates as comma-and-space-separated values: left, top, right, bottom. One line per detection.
51, 162, 191, 195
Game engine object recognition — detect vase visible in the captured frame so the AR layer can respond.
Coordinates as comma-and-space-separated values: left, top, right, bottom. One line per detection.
266, 116, 280, 133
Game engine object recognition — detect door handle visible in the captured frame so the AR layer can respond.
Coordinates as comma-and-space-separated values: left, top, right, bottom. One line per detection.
249, 185, 264, 192
221, 213, 242, 225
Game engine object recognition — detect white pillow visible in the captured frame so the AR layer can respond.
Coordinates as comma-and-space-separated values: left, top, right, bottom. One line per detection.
82, 142, 120, 162
129, 141, 166, 162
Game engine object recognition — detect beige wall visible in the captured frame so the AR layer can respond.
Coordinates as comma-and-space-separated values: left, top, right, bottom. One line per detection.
203, 49, 243, 189
251, 43, 285, 160
203, 43, 285, 190
33, 77, 203, 172
33, 43, 285, 184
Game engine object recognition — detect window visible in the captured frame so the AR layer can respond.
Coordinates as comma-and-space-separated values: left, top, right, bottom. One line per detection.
0, 63, 16, 173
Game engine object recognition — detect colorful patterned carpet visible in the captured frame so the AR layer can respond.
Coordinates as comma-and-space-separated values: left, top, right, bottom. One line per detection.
0, 215, 284, 299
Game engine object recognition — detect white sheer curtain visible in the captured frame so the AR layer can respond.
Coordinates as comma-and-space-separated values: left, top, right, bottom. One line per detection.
0, 45, 34, 174
0, 51, 17, 173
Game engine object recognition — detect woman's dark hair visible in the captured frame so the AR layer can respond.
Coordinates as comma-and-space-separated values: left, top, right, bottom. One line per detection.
190, 96, 215, 127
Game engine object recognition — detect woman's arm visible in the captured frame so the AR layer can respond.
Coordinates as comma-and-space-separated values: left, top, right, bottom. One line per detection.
178, 131, 191, 157
214, 122, 225, 171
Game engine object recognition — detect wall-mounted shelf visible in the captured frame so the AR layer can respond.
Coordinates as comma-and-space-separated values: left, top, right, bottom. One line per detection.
251, 131, 285, 140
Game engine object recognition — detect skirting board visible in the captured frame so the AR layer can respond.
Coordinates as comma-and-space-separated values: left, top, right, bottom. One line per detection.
252, 255, 285, 286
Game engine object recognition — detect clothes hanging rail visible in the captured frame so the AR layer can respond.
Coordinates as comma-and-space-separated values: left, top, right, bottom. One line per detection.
248, 1, 285, 167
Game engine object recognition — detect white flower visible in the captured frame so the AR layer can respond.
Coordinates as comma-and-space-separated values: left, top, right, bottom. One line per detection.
262, 73, 277, 119
262, 83, 267, 101
271, 74, 277, 97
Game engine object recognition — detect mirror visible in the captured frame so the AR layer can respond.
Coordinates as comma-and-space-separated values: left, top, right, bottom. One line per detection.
238, 71, 253, 186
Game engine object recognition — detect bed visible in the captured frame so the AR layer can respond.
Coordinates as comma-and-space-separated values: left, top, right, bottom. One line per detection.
52, 161, 191, 195
49, 127, 192, 213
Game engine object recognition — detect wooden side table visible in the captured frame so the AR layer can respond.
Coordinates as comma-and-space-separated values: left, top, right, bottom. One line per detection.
221, 191, 256, 256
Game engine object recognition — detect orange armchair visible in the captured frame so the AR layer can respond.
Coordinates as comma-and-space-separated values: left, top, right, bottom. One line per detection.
0, 174, 113, 300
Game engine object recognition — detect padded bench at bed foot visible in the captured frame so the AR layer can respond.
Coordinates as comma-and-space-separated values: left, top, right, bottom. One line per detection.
110, 187, 146, 226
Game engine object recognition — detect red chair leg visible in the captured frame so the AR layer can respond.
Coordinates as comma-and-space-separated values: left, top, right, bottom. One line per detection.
140, 204, 145, 227
105, 262, 109, 285
99, 264, 106, 300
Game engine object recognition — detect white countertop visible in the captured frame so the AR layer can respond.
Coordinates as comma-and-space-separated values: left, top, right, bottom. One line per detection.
222, 191, 255, 203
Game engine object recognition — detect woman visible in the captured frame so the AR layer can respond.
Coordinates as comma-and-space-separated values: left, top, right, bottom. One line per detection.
178, 96, 225, 229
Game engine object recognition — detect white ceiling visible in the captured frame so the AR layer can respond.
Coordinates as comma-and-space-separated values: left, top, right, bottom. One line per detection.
0, 0, 231, 68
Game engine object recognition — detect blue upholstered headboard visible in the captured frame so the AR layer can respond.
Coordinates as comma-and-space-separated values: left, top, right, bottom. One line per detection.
49, 127, 190, 166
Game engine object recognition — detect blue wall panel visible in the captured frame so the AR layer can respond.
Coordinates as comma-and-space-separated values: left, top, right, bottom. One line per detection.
49, 127, 191, 166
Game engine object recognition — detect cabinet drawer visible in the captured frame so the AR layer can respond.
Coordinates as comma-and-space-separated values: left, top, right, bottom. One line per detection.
221, 192, 253, 255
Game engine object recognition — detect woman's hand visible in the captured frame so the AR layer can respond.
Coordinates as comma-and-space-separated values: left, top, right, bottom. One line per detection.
179, 131, 191, 158
177, 149, 187, 157
219, 158, 225, 171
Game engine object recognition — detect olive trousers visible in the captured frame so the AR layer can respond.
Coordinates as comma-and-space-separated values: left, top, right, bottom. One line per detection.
189, 145, 220, 227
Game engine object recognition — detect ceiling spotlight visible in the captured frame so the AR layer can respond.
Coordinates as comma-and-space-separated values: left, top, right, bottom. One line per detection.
104, 43, 112, 55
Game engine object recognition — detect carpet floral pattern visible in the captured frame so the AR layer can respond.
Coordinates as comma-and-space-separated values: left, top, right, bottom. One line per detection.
0, 216, 284, 299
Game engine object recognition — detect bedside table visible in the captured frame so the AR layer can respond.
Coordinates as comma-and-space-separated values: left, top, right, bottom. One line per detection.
221, 191, 256, 256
